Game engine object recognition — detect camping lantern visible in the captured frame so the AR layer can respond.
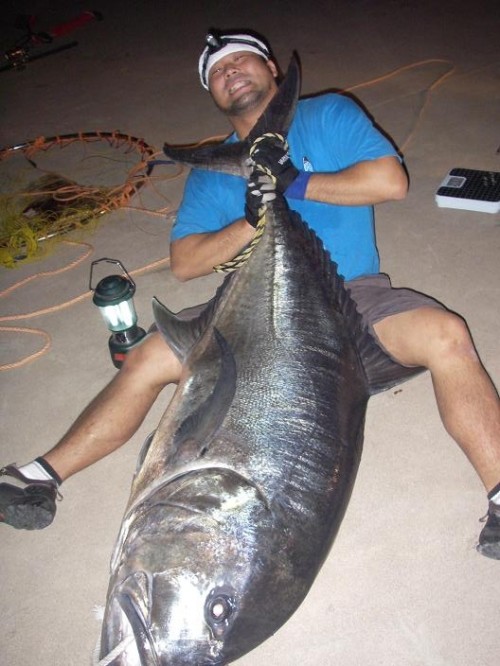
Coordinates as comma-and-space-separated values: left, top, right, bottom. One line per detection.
90, 258, 146, 368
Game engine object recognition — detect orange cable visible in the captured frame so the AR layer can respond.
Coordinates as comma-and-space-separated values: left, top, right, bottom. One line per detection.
0, 326, 51, 370
0, 240, 93, 299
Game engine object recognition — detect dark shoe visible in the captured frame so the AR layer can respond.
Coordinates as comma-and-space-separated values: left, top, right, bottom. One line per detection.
0, 464, 59, 530
477, 502, 500, 560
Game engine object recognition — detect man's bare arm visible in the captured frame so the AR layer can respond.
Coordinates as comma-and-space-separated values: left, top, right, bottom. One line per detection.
304, 156, 408, 206
170, 218, 256, 282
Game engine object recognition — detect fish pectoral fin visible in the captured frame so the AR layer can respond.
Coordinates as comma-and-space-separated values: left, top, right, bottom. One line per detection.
172, 328, 237, 455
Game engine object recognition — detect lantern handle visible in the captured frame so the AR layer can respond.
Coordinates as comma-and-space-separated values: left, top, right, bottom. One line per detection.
89, 257, 136, 292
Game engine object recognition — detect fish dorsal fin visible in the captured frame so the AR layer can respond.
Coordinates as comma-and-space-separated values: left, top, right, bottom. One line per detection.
162, 54, 301, 178
283, 206, 424, 395
152, 270, 236, 363
152, 295, 218, 364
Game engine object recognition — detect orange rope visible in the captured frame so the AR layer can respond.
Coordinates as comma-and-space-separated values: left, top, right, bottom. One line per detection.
0, 132, 164, 238
0, 240, 92, 370
344, 58, 456, 153
0, 240, 93, 300
0, 326, 51, 370
0, 132, 181, 370
345, 58, 455, 93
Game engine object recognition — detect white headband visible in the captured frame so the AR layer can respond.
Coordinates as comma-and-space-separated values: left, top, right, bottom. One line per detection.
199, 33, 270, 90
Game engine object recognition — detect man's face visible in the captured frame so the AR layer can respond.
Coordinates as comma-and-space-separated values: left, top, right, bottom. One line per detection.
208, 51, 279, 117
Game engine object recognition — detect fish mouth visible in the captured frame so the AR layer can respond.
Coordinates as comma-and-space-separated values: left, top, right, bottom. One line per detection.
101, 573, 227, 666
100, 583, 155, 665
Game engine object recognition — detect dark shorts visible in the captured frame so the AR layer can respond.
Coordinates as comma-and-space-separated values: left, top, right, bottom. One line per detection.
345, 273, 446, 338
345, 273, 446, 368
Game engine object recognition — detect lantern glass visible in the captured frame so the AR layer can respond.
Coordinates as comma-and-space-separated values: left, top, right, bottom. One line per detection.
99, 298, 138, 332
92, 273, 138, 333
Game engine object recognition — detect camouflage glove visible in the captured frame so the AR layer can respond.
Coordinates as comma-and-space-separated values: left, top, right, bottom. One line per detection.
249, 132, 299, 193
245, 168, 276, 227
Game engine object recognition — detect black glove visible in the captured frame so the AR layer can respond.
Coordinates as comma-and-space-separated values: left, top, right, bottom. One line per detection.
244, 168, 276, 227
249, 132, 299, 193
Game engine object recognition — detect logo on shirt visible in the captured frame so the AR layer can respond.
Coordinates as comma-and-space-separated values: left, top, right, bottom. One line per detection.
302, 156, 314, 172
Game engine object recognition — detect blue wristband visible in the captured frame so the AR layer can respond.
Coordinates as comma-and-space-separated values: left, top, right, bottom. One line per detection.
284, 171, 311, 200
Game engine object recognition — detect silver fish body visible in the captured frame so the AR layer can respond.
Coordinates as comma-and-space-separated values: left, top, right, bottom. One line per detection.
99, 57, 420, 665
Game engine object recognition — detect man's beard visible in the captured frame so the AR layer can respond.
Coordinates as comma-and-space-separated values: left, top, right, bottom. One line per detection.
214, 86, 271, 118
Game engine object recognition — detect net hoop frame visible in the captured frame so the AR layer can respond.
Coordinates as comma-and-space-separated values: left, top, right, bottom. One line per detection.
0, 130, 157, 250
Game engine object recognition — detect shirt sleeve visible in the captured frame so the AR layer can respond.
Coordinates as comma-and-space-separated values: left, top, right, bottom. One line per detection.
170, 169, 246, 242
324, 94, 399, 167
171, 170, 220, 241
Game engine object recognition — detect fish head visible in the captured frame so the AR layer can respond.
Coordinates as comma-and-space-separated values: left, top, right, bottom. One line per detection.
100, 468, 296, 665
100, 568, 238, 665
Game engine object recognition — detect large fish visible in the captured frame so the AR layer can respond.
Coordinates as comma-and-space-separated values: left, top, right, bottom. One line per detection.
98, 56, 420, 665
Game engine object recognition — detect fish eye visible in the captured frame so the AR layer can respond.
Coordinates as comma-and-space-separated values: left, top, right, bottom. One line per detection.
205, 586, 237, 635
208, 595, 233, 623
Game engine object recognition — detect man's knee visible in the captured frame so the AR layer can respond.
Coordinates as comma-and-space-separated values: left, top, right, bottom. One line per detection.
426, 310, 476, 362
375, 307, 475, 368
120, 331, 182, 386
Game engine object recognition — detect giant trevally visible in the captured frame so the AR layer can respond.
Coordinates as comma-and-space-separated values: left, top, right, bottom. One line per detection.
97, 55, 421, 665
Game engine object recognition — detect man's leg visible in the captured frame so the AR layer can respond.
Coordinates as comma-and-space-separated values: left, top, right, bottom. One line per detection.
374, 306, 500, 558
43, 331, 181, 481
0, 331, 182, 528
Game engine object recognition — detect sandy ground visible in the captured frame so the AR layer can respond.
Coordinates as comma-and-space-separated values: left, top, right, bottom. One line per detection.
1, 1, 499, 664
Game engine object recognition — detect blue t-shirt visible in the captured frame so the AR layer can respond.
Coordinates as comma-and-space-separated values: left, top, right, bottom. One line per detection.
171, 93, 398, 281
